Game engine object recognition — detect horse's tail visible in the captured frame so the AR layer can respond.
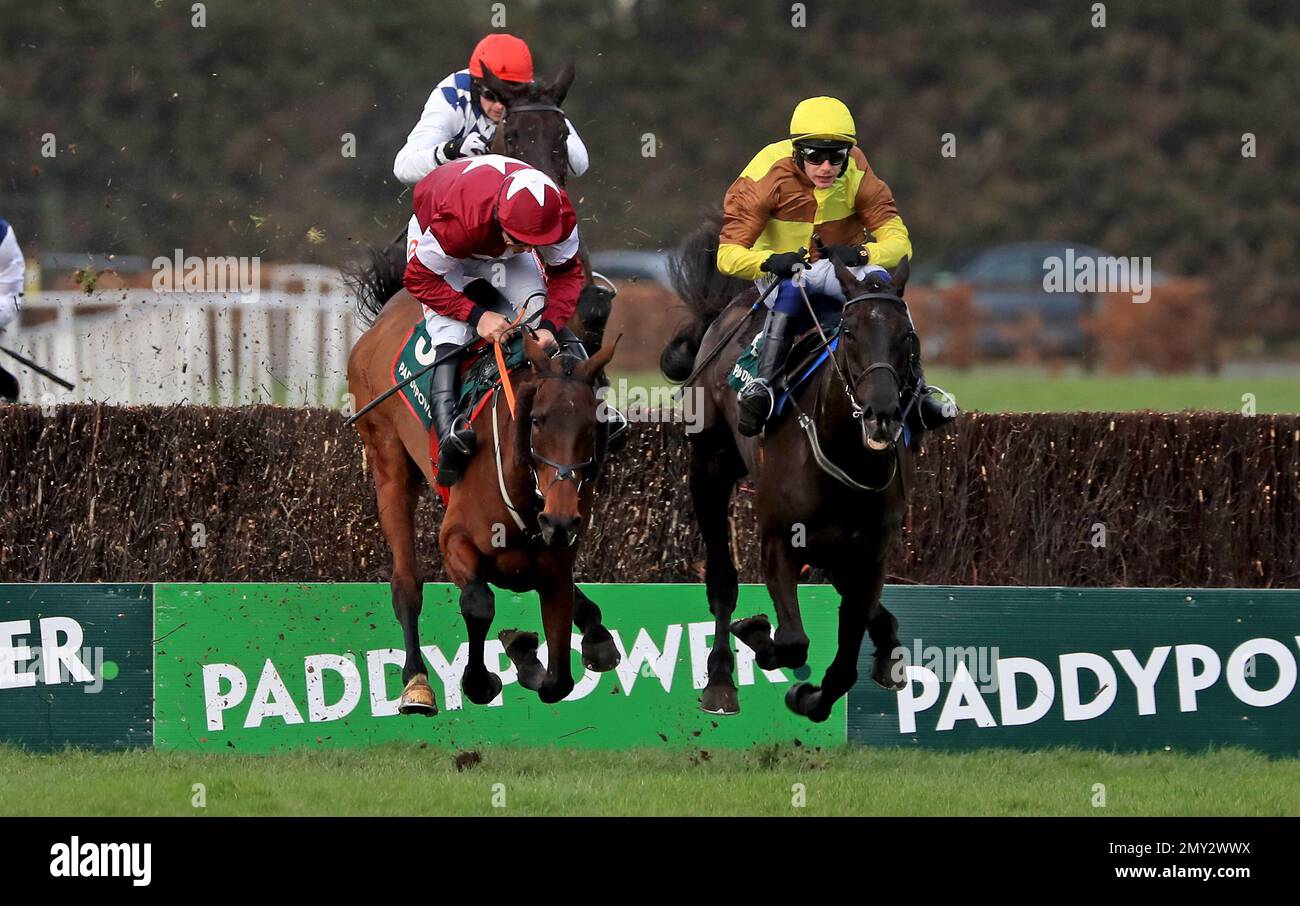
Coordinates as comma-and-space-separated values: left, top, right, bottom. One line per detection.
342, 241, 407, 327
660, 209, 751, 382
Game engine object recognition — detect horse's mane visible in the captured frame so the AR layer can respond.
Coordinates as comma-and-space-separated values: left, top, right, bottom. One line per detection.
660, 209, 752, 381
342, 242, 406, 326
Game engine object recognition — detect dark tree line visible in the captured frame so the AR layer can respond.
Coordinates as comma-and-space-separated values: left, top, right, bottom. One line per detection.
3, 0, 1297, 335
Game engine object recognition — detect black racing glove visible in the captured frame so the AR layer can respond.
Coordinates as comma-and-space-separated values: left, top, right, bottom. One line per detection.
821, 243, 869, 267
760, 248, 809, 279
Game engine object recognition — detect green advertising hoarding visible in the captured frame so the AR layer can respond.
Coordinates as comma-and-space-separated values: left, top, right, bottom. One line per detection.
0, 584, 154, 751
4, 582, 1297, 755
153, 583, 845, 752
850, 586, 1300, 755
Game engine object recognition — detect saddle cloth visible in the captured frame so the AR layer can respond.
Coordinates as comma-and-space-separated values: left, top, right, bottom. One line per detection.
728, 321, 843, 419
390, 318, 528, 504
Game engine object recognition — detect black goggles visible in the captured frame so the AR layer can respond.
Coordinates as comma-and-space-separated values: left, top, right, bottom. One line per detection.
799, 146, 850, 166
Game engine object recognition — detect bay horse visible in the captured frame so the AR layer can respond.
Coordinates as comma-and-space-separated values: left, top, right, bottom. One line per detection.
342, 60, 621, 715
661, 214, 918, 722
348, 318, 621, 712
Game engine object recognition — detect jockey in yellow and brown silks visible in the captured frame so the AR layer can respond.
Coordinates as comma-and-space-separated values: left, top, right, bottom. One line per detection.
718, 96, 957, 437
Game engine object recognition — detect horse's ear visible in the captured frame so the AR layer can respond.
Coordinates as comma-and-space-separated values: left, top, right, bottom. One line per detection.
832, 259, 864, 298
524, 333, 553, 373
549, 61, 575, 106
578, 333, 620, 383
478, 64, 516, 102
891, 256, 910, 297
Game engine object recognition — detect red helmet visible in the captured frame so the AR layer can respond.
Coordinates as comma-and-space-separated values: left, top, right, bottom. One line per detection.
496, 168, 566, 245
468, 34, 534, 83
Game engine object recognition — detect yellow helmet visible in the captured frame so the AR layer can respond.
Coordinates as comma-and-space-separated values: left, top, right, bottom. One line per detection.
789, 97, 857, 146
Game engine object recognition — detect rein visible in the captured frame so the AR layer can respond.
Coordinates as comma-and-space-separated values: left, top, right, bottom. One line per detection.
493, 307, 531, 417
497, 101, 571, 177
501, 102, 565, 117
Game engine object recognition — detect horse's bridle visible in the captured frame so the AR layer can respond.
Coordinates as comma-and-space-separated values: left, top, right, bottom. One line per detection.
835, 291, 924, 438
501, 102, 566, 118
528, 356, 598, 501
496, 102, 571, 177
530, 449, 593, 500
785, 283, 921, 494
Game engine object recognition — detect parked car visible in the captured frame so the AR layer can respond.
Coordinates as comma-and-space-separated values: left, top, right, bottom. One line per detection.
588, 250, 673, 287
943, 241, 1165, 358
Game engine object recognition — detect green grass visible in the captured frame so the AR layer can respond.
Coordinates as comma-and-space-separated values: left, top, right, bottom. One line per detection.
4, 745, 1298, 816
608, 367, 1300, 414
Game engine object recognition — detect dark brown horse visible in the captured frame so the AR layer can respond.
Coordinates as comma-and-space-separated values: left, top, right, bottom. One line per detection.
346, 61, 613, 353
478, 63, 615, 351
662, 215, 918, 722
479, 63, 574, 187
348, 321, 620, 712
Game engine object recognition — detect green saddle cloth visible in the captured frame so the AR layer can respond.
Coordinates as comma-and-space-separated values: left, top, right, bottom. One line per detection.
393, 321, 528, 431
726, 323, 842, 394
728, 329, 766, 392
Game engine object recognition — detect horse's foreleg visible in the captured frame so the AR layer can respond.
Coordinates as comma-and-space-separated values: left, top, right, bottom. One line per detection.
369, 439, 435, 716
692, 435, 743, 715
735, 533, 809, 671
864, 580, 905, 693
445, 532, 501, 706
786, 554, 897, 723
537, 581, 576, 703
573, 585, 620, 672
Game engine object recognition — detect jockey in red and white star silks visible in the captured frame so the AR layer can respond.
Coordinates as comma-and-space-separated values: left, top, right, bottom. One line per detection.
401, 154, 584, 486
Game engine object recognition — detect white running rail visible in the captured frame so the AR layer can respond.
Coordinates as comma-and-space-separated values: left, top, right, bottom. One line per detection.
3, 266, 367, 407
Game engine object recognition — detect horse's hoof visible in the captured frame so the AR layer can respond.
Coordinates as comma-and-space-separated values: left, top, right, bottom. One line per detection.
785, 681, 820, 713
538, 676, 575, 704
499, 629, 545, 692
771, 629, 810, 670
581, 627, 621, 672
872, 653, 908, 691
398, 675, 438, 717
462, 670, 503, 706
786, 682, 835, 722
730, 614, 772, 643
700, 683, 740, 716
499, 628, 538, 659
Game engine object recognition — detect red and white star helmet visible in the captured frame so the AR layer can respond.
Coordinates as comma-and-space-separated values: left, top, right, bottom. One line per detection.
496, 168, 566, 245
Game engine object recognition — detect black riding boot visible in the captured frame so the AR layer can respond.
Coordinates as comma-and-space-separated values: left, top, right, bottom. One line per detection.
737, 309, 794, 437
429, 348, 477, 487
905, 358, 960, 439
